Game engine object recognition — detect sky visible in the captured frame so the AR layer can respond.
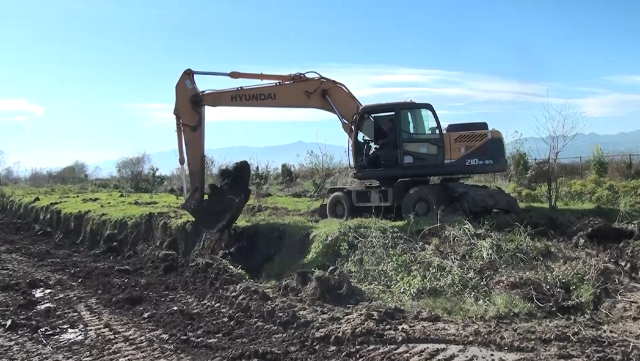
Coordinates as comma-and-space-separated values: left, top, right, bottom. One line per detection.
1, 0, 640, 169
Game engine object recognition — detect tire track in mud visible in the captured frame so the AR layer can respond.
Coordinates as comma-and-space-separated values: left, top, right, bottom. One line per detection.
0, 240, 195, 360
74, 299, 193, 360
355, 343, 523, 361
2, 217, 639, 360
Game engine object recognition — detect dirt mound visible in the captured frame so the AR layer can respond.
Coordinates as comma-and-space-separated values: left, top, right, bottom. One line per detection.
277, 267, 366, 306
446, 183, 521, 215
572, 219, 637, 246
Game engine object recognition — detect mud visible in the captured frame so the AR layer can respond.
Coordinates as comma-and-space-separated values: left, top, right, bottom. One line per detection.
0, 186, 295, 281
572, 218, 638, 246
446, 182, 522, 215
3, 213, 640, 359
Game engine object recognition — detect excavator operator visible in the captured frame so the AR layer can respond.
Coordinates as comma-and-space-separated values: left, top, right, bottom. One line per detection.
367, 117, 397, 168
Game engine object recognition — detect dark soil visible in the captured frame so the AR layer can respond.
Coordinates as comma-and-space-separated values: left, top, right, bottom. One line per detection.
2, 216, 640, 360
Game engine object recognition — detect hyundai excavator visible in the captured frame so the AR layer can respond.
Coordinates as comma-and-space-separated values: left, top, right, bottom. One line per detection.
173, 68, 520, 232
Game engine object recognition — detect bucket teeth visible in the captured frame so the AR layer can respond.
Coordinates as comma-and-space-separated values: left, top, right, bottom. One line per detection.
193, 192, 249, 232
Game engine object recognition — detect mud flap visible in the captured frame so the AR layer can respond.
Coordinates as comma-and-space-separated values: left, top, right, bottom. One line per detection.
317, 203, 328, 219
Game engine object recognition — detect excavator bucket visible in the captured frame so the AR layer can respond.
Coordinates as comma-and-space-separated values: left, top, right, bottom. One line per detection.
183, 161, 252, 233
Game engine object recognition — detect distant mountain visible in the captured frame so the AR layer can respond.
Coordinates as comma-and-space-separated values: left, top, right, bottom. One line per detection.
89, 130, 640, 176
91, 141, 350, 176
512, 129, 640, 161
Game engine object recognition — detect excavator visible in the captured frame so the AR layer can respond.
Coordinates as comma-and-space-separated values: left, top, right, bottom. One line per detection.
173, 68, 520, 232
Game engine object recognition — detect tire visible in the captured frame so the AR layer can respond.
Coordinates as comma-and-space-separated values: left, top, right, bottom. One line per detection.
326, 191, 353, 220
401, 185, 445, 220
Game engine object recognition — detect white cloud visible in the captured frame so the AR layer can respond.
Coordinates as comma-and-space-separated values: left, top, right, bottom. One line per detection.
602, 75, 640, 84
127, 65, 640, 125
574, 93, 640, 117
0, 99, 44, 122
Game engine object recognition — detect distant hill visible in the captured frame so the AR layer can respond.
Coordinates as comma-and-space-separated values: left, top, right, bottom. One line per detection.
512, 129, 640, 160
89, 130, 640, 176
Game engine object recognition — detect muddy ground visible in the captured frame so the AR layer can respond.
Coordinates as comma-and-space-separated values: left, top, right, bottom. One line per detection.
1, 216, 640, 360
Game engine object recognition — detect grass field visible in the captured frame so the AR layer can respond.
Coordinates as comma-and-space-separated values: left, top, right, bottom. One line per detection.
1, 182, 639, 321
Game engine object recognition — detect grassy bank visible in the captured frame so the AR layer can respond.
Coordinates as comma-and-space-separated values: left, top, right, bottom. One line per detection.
1, 184, 637, 321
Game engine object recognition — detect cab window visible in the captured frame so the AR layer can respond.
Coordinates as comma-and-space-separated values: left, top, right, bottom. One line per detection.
400, 108, 440, 139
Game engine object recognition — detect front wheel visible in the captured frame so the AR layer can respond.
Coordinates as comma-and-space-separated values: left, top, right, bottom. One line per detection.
326, 191, 353, 220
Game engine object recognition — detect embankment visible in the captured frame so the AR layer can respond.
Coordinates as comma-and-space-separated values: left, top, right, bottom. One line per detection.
0, 191, 313, 281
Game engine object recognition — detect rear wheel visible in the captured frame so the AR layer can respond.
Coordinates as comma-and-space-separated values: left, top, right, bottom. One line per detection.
326, 191, 353, 220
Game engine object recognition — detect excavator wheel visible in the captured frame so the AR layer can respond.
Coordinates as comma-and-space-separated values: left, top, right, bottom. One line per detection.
401, 185, 448, 220
192, 160, 252, 233
326, 191, 353, 220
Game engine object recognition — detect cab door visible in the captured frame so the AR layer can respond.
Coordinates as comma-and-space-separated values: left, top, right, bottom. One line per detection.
397, 105, 445, 167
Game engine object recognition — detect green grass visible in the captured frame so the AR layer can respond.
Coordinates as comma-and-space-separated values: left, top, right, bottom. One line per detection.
249, 195, 318, 213
1, 182, 633, 321
2, 185, 189, 222
1, 185, 323, 226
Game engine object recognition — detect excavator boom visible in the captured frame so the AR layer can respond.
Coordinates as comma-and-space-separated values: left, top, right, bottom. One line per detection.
174, 68, 363, 231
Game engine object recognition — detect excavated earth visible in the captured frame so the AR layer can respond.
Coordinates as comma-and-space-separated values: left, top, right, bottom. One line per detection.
2, 210, 640, 359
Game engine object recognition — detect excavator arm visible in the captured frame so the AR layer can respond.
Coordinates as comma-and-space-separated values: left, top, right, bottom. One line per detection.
173, 68, 363, 231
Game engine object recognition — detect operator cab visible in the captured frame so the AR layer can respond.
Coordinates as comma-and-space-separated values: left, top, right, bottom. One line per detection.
352, 102, 446, 181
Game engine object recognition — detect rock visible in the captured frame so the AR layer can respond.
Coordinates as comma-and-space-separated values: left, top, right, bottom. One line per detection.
279, 267, 366, 306
5, 319, 18, 331
115, 266, 132, 275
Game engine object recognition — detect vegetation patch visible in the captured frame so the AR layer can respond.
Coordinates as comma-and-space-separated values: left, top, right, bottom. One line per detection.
298, 214, 638, 319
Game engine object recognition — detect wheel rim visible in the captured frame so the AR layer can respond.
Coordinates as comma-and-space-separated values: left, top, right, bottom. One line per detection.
414, 199, 430, 216
335, 203, 345, 217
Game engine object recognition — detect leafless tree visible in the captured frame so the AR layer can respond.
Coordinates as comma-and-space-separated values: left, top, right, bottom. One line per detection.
530, 93, 589, 208
0, 150, 5, 185
89, 165, 103, 180
115, 151, 153, 192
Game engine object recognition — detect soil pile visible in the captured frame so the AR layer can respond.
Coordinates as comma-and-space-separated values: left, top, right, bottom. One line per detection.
278, 267, 366, 306
572, 218, 637, 246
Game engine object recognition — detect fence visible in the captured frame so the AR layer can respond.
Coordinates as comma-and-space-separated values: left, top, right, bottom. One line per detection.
529, 153, 640, 180
471, 152, 640, 184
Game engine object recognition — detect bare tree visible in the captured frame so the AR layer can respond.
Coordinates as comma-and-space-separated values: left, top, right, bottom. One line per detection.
530, 93, 589, 208
0, 150, 5, 185
115, 151, 153, 192
204, 154, 217, 185
89, 165, 103, 180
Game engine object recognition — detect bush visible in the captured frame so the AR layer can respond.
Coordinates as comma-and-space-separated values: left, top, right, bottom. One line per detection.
303, 217, 603, 318
591, 144, 608, 178
280, 163, 297, 189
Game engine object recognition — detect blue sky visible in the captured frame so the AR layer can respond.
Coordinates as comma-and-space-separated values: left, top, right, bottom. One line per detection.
1, 0, 640, 169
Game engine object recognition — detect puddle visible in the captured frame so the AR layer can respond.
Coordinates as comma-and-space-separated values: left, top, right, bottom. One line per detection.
390, 343, 525, 360
58, 327, 84, 342
36, 302, 54, 310
32, 288, 52, 298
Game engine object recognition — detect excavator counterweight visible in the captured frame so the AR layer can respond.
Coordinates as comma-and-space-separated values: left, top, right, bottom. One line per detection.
173, 68, 520, 231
